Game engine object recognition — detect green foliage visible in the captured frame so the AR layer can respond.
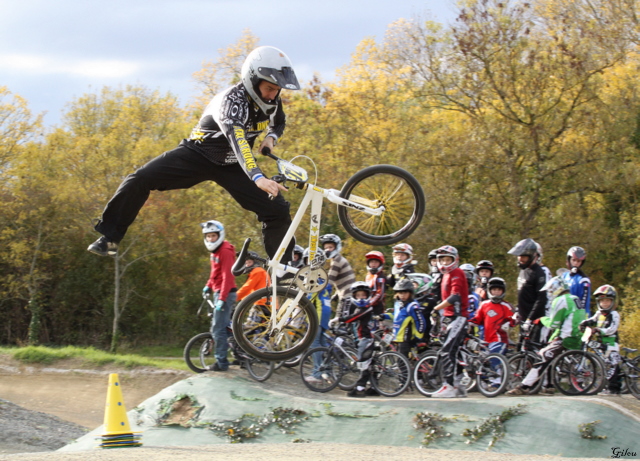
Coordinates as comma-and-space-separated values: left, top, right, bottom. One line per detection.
3, 2, 640, 348
5, 345, 187, 370
462, 404, 527, 449
578, 420, 607, 440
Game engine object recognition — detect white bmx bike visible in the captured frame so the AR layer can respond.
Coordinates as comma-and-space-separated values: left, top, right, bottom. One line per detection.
231, 150, 425, 361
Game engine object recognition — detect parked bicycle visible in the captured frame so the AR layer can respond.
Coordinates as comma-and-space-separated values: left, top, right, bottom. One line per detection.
231, 150, 425, 361
183, 294, 274, 382
413, 334, 510, 398
300, 325, 412, 397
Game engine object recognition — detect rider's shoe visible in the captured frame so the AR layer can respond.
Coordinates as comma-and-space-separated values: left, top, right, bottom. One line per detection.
305, 376, 323, 384
598, 389, 621, 396
539, 386, 556, 395
431, 383, 457, 399
364, 387, 380, 396
347, 388, 366, 398
506, 385, 529, 396
87, 236, 118, 256
208, 362, 228, 372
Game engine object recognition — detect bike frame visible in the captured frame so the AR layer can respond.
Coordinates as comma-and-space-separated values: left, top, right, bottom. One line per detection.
263, 182, 384, 335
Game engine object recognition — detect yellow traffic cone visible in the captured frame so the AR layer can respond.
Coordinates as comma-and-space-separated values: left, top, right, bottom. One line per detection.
98, 373, 142, 448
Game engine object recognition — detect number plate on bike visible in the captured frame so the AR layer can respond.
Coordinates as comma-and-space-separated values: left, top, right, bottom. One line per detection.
588, 340, 602, 350
334, 337, 344, 346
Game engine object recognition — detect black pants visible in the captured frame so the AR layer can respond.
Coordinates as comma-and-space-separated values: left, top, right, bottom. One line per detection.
94, 145, 293, 259
438, 316, 467, 386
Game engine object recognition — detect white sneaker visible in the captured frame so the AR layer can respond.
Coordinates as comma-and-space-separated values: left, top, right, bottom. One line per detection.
431, 383, 457, 398
305, 376, 322, 384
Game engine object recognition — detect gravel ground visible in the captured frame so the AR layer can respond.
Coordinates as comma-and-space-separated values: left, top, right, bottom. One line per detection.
0, 399, 87, 455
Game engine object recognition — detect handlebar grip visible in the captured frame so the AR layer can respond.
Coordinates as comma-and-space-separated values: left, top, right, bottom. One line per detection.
260, 146, 279, 160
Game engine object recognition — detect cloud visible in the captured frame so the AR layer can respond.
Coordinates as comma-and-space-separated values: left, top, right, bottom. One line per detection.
0, 54, 141, 79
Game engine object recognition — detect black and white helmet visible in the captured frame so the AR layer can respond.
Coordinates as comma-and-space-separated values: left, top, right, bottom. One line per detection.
351, 281, 371, 298
291, 244, 305, 268
242, 251, 264, 274
241, 46, 300, 116
200, 220, 225, 252
487, 277, 507, 303
320, 234, 342, 259
393, 278, 415, 293
508, 238, 538, 269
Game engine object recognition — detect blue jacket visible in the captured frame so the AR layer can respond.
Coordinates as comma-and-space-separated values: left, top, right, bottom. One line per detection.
392, 298, 426, 343
562, 271, 591, 316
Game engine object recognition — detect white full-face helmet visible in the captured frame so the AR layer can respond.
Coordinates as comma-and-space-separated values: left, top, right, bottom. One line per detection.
200, 220, 225, 252
241, 46, 301, 115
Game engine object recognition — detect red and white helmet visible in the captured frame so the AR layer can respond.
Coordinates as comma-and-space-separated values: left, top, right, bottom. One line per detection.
436, 245, 459, 274
392, 243, 413, 269
566, 246, 586, 271
365, 251, 385, 274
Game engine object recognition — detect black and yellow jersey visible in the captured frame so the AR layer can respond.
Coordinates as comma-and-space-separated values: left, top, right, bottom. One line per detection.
181, 82, 286, 181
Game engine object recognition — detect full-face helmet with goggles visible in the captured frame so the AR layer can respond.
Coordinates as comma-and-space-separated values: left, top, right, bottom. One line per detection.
200, 220, 225, 252
241, 251, 264, 275
241, 46, 300, 116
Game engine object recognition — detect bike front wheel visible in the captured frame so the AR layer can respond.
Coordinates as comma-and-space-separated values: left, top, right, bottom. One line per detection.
245, 356, 275, 382
232, 286, 318, 361
183, 332, 215, 373
371, 351, 412, 397
476, 353, 510, 397
552, 350, 605, 396
624, 357, 640, 399
338, 165, 426, 246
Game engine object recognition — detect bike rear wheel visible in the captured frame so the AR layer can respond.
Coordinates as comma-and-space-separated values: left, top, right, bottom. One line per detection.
232, 286, 318, 361
299, 347, 343, 392
183, 332, 215, 373
476, 353, 510, 397
338, 165, 425, 246
370, 351, 412, 397
507, 352, 536, 390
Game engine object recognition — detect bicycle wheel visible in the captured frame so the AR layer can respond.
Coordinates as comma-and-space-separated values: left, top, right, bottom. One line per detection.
476, 353, 510, 397
232, 286, 318, 361
507, 352, 536, 390
245, 356, 275, 382
552, 350, 604, 396
281, 353, 303, 368
624, 357, 640, 399
338, 165, 426, 246
183, 332, 215, 373
337, 346, 360, 391
413, 351, 443, 397
583, 353, 608, 396
371, 351, 412, 397
299, 347, 342, 392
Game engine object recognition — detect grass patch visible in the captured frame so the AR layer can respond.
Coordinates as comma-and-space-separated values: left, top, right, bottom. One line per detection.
0, 345, 189, 371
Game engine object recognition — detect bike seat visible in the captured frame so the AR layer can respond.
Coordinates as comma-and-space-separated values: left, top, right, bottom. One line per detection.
232, 238, 252, 276
623, 347, 638, 354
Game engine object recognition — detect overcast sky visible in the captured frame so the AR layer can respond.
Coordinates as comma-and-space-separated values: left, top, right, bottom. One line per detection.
0, 0, 456, 127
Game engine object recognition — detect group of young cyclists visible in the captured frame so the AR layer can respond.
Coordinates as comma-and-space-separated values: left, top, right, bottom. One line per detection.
198, 218, 626, 399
